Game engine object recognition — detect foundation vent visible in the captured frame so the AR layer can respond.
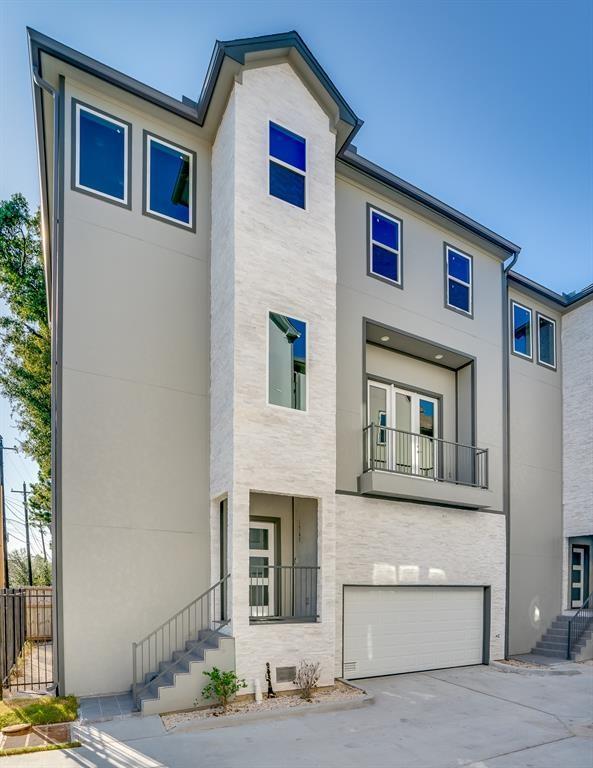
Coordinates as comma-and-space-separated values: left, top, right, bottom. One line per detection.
343, 661, 357, 674
276, 666, 296, 683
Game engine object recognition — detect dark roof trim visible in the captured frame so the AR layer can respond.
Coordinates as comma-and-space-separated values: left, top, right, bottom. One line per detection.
338, 148, 521, 256
508, 271, 593, 310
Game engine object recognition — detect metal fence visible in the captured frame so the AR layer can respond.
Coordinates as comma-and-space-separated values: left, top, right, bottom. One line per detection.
0, 587, 53, 695
567, 592, 593, 659
363, 424, 489, 489
249, 565, 319, 622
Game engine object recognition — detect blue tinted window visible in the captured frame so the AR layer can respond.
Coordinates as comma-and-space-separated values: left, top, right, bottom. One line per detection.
513, 303, 532, 357
372, 212, 399, 250
448, 249, 470, 282
269, 123, 306, 171
372, 244, 398, 282
148, 137, 191, 225
269, 162, 305, 208
269, 313, 307, 411
78, 107, 126, 201
448, 279, 470, 312
538, 315, 555, 366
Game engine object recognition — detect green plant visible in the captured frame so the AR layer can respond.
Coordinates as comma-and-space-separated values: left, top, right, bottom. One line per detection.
0, 741, 81, 757
200, 668, 247, 711
293, 659, 321, 701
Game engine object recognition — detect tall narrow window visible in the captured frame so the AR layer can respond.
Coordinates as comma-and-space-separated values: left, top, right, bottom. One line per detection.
537, 313, 556, 369
368, 206, 402, 286
268, 312, 307, 411
144, 132, 195, 229
269, 122, 306, 209
73, 100, 130, 206
511, 301, 532, 359
445, 245, 473, 316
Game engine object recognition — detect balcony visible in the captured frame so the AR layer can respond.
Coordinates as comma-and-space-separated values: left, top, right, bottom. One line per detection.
249, 565, 319, 623
360, 424, 492, 508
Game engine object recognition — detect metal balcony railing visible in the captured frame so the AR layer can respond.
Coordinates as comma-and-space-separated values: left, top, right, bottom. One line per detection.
567, 592, 593, 659
249, 565, 319, 622
363, 424, 489, 489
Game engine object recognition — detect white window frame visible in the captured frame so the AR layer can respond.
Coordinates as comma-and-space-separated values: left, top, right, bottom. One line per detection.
445, 245, 473, 316
74, 102, 129, 205
368, 206, 402, 287
145, 133, 194, 229
536, 312, 557, 370
511, 300, 533, 360
266, 308, 309, 414
268, 120, 308, 211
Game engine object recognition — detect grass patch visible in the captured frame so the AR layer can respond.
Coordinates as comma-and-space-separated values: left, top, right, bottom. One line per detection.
0, 740, 81, 757
0, 697, 78, 729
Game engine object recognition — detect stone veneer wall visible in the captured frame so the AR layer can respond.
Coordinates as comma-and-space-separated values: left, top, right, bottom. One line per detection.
334, 494, 507, 674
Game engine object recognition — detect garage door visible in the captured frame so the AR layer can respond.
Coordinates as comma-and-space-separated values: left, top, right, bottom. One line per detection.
343, 586, 485, 679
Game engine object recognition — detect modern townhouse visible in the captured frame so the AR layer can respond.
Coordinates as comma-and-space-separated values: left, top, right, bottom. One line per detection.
28, 28, 592, 713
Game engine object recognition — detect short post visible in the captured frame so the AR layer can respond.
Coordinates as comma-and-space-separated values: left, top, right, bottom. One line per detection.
132, 642, 137, 703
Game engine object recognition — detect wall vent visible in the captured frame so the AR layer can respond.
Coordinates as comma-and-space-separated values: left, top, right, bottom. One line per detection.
276, 666, 296, 683
343, 661, 357, 674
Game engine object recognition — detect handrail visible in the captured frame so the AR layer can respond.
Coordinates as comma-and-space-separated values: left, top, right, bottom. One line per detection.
132, 574, 229, 706
567, 591, 593, 660
249, 565, 319, 622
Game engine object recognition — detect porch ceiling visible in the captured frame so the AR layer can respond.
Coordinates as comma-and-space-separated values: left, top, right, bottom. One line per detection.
366, 322, 473, 371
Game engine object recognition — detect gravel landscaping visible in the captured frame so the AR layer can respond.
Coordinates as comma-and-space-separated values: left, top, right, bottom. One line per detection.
161, 680, 365, 730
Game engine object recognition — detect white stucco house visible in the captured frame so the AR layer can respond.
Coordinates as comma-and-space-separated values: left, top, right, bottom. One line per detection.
28, 28, 592, 713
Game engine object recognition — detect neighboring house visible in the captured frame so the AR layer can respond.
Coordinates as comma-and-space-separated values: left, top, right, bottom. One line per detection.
28, 28, 592, 710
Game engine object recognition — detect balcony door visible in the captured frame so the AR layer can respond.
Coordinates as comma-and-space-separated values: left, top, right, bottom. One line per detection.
367, 380, 439, 477
249, 521, 276, 617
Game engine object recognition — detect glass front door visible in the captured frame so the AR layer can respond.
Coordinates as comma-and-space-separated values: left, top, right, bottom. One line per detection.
368, 381, 439, 478
571, 545, 589, 609
249, 521, 276, 617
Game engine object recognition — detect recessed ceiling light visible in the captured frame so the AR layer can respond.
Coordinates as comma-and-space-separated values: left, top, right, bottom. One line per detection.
435, 353, 444, 360
380, 335, 390, 342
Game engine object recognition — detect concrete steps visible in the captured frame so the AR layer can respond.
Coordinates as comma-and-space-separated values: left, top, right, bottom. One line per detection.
532, 613, 593, 661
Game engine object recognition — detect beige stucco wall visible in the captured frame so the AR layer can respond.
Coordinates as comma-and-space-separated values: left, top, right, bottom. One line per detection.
59, 71, 212, 695
508, 288, 563, 654
210, 62, 337, 692
335, 494, 506, 672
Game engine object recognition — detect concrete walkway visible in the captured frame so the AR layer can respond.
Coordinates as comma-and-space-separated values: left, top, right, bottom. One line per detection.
10, 663, 593, 767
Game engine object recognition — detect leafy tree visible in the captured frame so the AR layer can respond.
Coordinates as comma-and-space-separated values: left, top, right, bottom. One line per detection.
0, 194, 51, 525
7, 549, 51, 587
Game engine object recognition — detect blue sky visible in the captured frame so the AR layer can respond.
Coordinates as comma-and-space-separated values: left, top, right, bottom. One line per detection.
0, 0, 591, 529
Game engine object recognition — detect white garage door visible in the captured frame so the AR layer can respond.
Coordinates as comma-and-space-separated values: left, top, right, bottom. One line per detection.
343, 586, 484, 679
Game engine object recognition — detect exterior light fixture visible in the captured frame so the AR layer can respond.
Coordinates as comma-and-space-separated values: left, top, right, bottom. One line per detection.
380, 335, 390, 342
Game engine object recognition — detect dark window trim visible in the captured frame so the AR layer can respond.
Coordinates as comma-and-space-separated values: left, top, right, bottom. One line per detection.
535, 311, 557, 371
142, 130, 197, 232
510, 299, 533, 361
70, 97, 132, 210
366, 202, 404, 289
443, 242, 474, 318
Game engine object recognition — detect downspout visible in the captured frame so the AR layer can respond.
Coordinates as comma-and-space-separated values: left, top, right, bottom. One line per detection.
31, 65, 63, 694
502, 250, 519, 659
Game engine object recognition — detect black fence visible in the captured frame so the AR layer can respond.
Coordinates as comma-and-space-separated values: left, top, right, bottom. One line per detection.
0, 589, 26, 693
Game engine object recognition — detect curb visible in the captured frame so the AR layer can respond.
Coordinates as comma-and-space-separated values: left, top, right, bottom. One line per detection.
166, 691, 374, 734
490, 660, 580, 677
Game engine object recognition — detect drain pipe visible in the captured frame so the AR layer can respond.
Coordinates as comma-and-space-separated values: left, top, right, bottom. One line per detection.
502, 250, 519, 659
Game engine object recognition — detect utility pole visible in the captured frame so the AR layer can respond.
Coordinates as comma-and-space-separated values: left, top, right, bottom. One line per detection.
39, 524, 47, 562
0, 435, 17, 589
12, 483, 33, 587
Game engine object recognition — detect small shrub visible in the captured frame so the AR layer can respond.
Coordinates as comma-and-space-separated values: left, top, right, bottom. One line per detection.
200, 667, 247, 711
293, 660, 320, 701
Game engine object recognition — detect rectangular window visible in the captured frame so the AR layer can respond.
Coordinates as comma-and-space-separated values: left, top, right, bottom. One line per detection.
511, 301, 532, 359
269, 122, 306, 209
368, 206, 402, 285
144, 132, 195, 229
445, 245, 473, 316
268, 312, 307, 411
537, 313, 556, 369
73, 100, 130, 206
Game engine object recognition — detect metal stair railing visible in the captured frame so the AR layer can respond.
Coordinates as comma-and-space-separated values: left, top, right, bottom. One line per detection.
567, 591, 593, 660
132, 574, 230, 706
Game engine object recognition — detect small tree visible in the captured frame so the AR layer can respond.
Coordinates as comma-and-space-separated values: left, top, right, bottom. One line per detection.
293, 659, 321, 701
201, 667, 247, 712
7, 550, 51, 586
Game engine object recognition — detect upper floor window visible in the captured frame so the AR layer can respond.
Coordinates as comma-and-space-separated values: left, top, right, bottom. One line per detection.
511, 300, 532, 359
445, 245, 473, 316
144, 132, 195, 229
73, 100, 130, 207
269, 122, 306, 209
368, 205, 402, 286
537, 313, 556, 369
268, 312, 307, 411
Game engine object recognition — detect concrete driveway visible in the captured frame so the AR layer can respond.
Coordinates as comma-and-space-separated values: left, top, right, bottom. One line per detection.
13, 664, 593, 768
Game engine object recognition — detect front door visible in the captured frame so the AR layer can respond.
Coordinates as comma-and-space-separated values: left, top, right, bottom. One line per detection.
367, 381, 439, 477
571, 545, 589, 609
249, 521, 276, 617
